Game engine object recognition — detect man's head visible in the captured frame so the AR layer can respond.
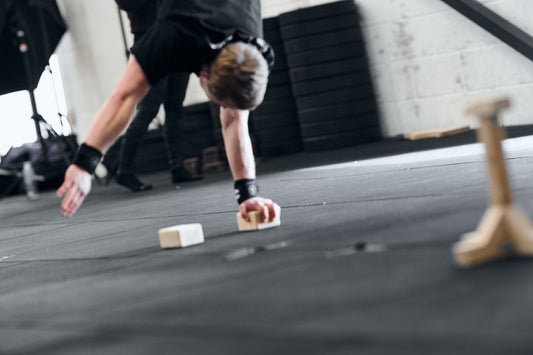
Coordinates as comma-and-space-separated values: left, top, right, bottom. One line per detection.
200, 42, 269, 110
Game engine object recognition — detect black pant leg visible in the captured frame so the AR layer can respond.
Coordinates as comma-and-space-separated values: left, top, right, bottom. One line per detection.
162, 72, 189, 170
118, 77, 168, 174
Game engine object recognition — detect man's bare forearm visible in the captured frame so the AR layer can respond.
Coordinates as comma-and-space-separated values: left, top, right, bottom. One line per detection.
85, 56, 149, 153
220, 107, 255, 181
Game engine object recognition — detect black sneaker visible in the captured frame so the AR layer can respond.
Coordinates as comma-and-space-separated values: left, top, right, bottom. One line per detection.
116, 173, 153, 192
171, 167, 204, 184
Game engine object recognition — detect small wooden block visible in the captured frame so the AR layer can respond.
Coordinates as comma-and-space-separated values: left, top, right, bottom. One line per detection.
237, 211, 281, 231
158, 223, 204, 249
404, 125, 470, 140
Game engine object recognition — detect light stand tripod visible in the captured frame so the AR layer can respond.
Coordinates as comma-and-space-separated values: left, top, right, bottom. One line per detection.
8, 0, 75, 166
2, 0, 75, 198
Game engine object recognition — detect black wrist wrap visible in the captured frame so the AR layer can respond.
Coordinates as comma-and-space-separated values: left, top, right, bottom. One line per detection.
72, 143, 102, 175
234, 178, 258, 204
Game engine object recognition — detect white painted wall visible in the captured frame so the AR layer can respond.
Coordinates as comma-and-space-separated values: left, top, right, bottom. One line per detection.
55, 0, 124, 140
55, 0, 533, 141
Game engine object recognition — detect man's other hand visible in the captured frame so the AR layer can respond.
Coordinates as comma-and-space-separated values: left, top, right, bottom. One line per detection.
56, 165, 92, 217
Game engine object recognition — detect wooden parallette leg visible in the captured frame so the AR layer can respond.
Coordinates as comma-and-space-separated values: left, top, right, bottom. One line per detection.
454, 206, 533, 267
453, 97, 533, 267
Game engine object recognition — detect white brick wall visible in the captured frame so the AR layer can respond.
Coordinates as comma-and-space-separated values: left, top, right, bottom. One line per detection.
357, 0, 533, 135
56, 0, 533, 140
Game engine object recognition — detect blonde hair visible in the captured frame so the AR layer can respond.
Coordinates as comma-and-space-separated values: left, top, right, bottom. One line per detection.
208, 42, 269, 110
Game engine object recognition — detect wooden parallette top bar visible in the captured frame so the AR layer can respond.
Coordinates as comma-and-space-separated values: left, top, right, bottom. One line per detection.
465, 97, 510, 119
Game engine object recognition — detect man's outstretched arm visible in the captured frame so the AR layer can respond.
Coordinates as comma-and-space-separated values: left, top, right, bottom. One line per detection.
220, 107, 280, 222
57, 55, 150, 216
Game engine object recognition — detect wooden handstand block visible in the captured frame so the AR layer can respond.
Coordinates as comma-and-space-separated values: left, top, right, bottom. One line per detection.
237, 211, 280, 231
159, 223, 205, 248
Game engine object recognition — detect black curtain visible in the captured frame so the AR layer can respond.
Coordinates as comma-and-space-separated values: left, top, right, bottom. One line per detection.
0, 0, 67, 95
0, 0, 6, 36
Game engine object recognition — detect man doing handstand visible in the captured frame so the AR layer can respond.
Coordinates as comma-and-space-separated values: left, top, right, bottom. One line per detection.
57, 0, 280, 222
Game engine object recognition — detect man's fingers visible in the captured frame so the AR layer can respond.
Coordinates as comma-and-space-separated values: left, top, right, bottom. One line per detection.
61, 190, 76, 216
61, 187, 85, 217
240, 198, 281, 223
63, 197, 81, 216
260, 203, 269, 222
267, 202, 279, 221
240, 203, 250, 221
56, 179, 72, 198
59, 183, 76, 216
260, 199, 277, 221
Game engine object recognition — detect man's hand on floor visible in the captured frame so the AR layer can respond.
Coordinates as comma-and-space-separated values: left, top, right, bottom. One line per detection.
239, 197, 280, 222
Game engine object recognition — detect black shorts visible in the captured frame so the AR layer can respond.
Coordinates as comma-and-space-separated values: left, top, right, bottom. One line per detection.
131, 17, 218, 85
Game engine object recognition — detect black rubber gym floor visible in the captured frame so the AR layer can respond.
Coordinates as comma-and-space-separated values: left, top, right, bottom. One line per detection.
2, 131, 533, 354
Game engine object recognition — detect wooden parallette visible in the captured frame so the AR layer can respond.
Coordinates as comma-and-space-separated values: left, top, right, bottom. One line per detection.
453, 97, 533, 267
237, 211, 281, 231
465, 97, 510, 119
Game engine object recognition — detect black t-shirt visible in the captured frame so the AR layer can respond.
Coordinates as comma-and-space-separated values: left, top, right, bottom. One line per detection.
158, 0, 262, 38
115, 0, 157, 34
131, 0, 265, 85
